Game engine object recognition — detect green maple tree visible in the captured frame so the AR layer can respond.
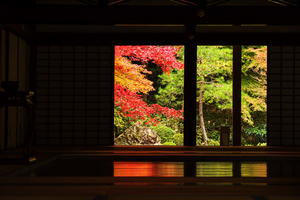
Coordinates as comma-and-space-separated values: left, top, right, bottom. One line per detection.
156, 46, 267, 145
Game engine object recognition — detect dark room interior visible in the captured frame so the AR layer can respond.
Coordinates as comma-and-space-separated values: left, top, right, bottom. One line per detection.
1, 0, 300, 199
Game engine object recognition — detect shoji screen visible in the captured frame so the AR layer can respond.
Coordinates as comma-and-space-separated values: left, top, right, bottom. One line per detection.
36, 46, 114, 145
268, 46, 300, 146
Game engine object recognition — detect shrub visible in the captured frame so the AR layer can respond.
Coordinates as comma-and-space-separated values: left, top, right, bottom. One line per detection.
257, 142, 267, 146
151, 125, 175, 144
208, 139, 220, 146
242, 124, 266, 146
172, 133, 183, 145
158, 117, 184, 135
162, 142, 176, 146
200, 139, 220, 146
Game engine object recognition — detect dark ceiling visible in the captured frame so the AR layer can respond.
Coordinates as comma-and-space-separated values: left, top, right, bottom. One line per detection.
3, 0, 299, 6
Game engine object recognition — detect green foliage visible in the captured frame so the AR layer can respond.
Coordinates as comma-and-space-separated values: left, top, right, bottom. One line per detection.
257, 142, 267, 146
207, 139, 220, 146
242, 124, 266, 146
162, 142, 176, 146
144, 61, 164, 104
196, 105, 232, 145
172, 134, 184, 146
151, 124, 175, 144
114, 106, 134, 138
241, 46, 267, 126
199, 139, 220, 146
156, 69, 184, 110
116, 45, 267, 147
157, 45, 267, 146
203, 82, 232, 110
197, 46, 232, 78
154, 114, 184, 135
197, 46, 233, 111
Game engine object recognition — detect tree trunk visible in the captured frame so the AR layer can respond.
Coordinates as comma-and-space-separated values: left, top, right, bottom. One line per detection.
142, 93, 147, 101
199, 87, 208, 145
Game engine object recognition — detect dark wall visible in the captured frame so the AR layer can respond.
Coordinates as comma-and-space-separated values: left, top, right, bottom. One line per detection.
0, 28, 31, 150
35, 45, 114, 145
268, 46, 300, 146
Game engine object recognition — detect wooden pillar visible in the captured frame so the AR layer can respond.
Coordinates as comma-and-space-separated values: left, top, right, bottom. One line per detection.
232, 161, 241, 178
4, 30, 9, 150
184, 24, 197, 146
0, 25, 4, 151
29, 36, 36, 145
110, 45, 115, 145
232, 45, 241, 146
184, 161, 197, 177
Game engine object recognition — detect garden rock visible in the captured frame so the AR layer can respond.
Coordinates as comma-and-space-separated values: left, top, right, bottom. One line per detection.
115, 123, 161, 145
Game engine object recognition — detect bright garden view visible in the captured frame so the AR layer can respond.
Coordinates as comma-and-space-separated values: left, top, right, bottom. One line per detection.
114, 45, 267, 146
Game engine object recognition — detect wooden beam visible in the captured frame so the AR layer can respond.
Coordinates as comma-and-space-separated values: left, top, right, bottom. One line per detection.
98, 0, 108, 7
2, 24, 35, 43
0, 6, 300, 25
232, 45, 241, 146
35, 32, 300, 46
35, 32, 185, 45
207, 0, 230, 6
108, 0, 130, 6
269, 0, 297, 6
0, 0, 35, 6
197, 0, 207, 8
184, 24, 197, 146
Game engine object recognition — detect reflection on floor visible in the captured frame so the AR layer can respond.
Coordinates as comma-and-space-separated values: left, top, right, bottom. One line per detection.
21, 160, 271, 178
0, 145, 300, 199
114, 162, 184, 177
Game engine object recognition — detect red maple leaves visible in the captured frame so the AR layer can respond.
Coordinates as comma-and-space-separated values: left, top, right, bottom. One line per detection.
115, 84, 183, 124
115, 45, 184, 125
115, 46, 184, 73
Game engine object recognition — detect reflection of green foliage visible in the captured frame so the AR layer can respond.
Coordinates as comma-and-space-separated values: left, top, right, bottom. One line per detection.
151, 125, 175, 144
241, 162, 267, 177
197, 162, 233, 177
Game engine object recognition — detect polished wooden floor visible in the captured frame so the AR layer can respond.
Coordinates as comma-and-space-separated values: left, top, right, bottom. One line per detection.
1, 146, 300, 199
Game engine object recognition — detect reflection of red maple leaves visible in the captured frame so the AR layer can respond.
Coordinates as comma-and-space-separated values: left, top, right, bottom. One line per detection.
115, 46, 184, 125
114, 161, 183, 177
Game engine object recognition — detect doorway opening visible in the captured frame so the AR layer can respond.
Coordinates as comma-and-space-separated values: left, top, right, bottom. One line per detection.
195, 46, 267, 146
114, 45, 184, 145
195, 46, 233, 146
113, 45, 267, 146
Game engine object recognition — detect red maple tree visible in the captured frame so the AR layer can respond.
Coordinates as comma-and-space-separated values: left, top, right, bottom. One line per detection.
114, 45, 184, 125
